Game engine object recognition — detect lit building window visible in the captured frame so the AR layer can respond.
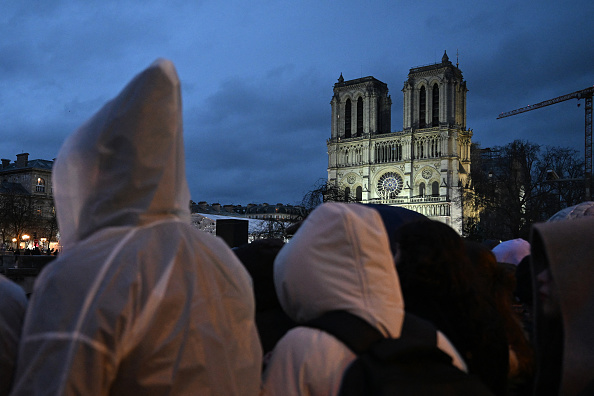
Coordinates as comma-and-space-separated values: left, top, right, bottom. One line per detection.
36, 177, 46, 192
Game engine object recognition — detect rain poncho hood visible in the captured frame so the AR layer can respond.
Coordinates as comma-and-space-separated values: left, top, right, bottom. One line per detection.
531, 217, 594, 396
547, 201, 594, 223
274, 202, 404, 337
11, 59, 262, 396
492, 238, 530, 266
53, 59, 190, 251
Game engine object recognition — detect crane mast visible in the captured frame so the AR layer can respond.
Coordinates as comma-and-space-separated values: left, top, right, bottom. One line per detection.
497, 86, 594, 201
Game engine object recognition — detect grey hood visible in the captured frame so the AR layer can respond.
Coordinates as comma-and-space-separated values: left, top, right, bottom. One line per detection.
52, 59, 190, 250
531, 217, 594, 396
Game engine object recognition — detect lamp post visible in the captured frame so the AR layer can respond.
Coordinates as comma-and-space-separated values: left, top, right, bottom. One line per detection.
22, 234, 30, 250
12, 238, 17, 250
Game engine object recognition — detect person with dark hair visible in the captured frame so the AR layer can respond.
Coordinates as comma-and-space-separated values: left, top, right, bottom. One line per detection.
465, 240, 534, 395
233, 239, 296, 357
395, 220, 509, 395
11, 60, 262, 396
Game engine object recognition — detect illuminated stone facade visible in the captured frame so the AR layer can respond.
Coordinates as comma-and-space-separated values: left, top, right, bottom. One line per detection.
327, 52, 472, 233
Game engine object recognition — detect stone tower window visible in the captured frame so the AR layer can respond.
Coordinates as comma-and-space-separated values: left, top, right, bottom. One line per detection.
432, 83, 439, 127
344, 186, 351, 201
356, 97, 363, 137
345, 99, 352, 138
419, 182, 425, 196
356, 186, 362, 202
419, 86, 426, 128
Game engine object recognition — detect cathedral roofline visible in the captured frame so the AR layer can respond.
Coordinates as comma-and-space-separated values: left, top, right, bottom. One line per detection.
408, 51, 460, 75
334, 75, 387, 89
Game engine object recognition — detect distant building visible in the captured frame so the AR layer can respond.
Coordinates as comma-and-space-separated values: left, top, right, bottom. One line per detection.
244, 203, 305, 221
191, 201, 305, 222
327, 51, 472, 233
0, 153, 57, 250
1, 153, 53, 196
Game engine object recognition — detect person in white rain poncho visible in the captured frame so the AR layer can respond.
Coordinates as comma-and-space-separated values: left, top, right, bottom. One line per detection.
10, 59, 262, 396
261, 202, 467, 396
0, 274, 27, 396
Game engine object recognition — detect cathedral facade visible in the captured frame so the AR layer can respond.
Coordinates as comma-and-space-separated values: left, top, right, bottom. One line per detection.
327, 52, 472, 233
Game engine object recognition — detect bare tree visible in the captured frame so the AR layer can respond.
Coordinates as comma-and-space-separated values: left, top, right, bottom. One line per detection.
0, 186, 36, 246
300, 178, 355, 217
38, 203, 59, 252
250, 219, 291, 241
464, 140, 584, 241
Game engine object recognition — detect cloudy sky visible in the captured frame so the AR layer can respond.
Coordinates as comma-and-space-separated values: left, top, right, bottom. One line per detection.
2, 1, 593, 205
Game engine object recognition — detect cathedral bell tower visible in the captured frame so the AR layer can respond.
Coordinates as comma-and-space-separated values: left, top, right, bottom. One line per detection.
327, 51, 472, 234
402, 51, 467, 131
330, 75, 392, 140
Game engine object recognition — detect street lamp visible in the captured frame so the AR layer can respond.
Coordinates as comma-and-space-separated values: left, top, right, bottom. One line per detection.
12, 238, 17, 250
22, 234, 30, 249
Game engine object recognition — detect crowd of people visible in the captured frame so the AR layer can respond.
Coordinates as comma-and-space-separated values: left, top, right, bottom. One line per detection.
1, 59, 593, 395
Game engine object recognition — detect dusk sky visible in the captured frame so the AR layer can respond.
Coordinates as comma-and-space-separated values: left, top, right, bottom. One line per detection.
2, 1, 594, 205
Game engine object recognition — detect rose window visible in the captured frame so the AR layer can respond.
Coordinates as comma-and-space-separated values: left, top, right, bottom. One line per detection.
376, 172, 403, 199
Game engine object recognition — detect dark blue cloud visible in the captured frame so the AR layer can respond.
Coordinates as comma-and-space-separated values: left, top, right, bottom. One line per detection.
2, 0, 593, 206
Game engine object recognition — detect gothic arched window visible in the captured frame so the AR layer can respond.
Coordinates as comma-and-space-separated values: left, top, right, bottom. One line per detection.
432, 181, 439, 196
356, 97, 363, 137
419, 86, 426, 128
432, 83, 439, 127
419, 182, 425, 196
344, 187, 351, 202
356, 186, 362, 202
345, 99, 352, 138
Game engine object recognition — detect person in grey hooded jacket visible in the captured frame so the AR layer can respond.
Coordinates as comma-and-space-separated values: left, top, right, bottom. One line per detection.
531, 216, 594, 396
10, 59, 262, 396
261, 202, 466, 396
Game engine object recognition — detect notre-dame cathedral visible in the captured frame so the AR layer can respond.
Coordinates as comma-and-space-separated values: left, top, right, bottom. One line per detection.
327, 51, 472, 233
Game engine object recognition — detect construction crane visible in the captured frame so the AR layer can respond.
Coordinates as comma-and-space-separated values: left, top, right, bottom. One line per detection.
497, 86, 594, 201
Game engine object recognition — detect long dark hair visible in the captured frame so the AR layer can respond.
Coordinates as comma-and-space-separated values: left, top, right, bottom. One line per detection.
465, 240, 534, 381
395, 220, 509, 395
396, 220, 476, 298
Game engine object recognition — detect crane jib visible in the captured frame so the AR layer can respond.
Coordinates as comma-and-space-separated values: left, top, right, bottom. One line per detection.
497, 86, 594, 119
496, 86, 594, 201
